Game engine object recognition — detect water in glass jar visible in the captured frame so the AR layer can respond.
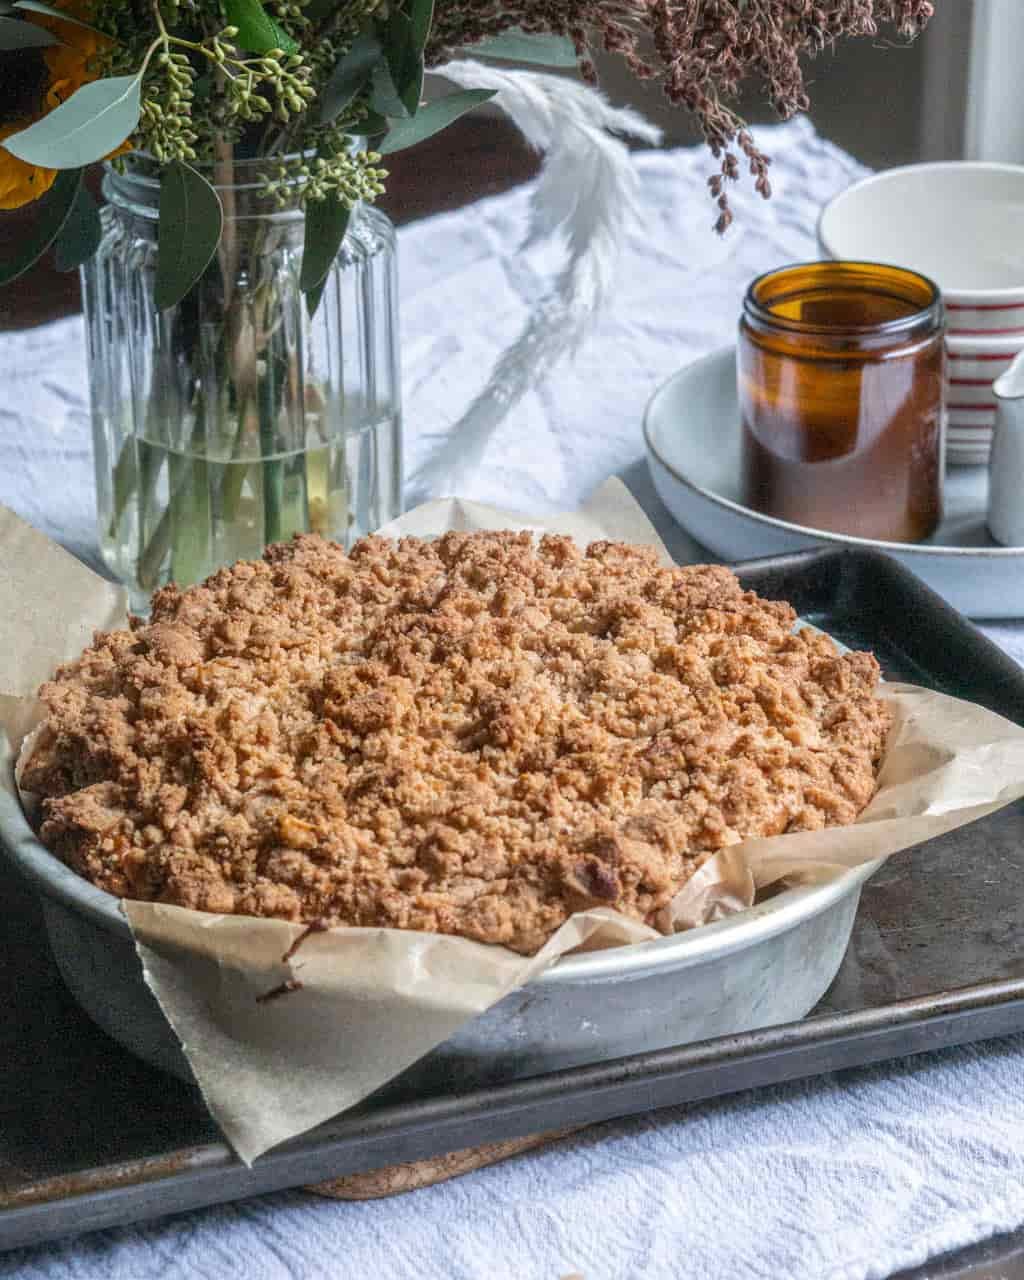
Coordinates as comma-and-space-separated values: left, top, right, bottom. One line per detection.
98, 414, 402, 614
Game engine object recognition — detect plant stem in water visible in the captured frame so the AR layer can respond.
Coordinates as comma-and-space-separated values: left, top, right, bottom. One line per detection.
109, 438, 138, 538
258, 369, 283, 544
168, 382, 212, 587
217, 386, 254, 521
138, 499, 171, 592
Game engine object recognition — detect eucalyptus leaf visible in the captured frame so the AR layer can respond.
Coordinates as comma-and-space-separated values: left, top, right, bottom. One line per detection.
401, 62, 424, 117
300, 193, 350, 294
378, 89, 496, 155
359, 109, 390, 137
319, 29, 382, 125
368, 57, 409, 119
0, 14, 58, 47
305, 275, 328, 319
0, 167, 81, 286
154, 161, 224, 310
3, 73, 140, 168
12, 0, 105, 36
409, 0, 434, 54
468, 29, 578, 67
224, 0, 298, 55
53, 181, 102, 271
381, 8, 422, 117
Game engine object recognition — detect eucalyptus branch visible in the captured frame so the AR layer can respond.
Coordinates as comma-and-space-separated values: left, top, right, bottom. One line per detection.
46, 0, 934, 605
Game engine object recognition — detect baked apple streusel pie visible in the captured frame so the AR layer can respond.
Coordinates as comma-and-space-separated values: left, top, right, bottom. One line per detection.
22, 532, 892, 956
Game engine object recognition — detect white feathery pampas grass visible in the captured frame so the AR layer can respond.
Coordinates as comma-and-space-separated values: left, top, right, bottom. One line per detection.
408, 61, 661, 501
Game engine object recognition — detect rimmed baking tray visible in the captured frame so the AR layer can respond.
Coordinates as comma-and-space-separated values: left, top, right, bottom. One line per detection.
3, 546, 1024, 1253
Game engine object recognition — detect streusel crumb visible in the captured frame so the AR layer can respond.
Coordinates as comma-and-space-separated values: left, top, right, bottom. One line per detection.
24, 532, 891, 954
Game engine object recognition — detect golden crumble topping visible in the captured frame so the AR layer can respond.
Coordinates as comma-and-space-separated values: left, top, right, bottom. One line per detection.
23, 532, 891, 955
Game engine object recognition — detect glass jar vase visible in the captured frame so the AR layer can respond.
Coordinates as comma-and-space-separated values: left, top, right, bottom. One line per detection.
81, 155, 402, 612
738, 261, 944, 544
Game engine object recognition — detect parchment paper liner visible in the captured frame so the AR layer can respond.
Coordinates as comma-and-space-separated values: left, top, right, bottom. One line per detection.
3, 480, 1024, 1164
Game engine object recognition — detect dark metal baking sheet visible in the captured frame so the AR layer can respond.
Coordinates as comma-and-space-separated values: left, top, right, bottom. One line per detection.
4, 547, 1024, 1253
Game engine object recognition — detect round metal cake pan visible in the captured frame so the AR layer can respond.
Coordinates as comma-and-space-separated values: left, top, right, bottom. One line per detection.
0, 766, 880, 1095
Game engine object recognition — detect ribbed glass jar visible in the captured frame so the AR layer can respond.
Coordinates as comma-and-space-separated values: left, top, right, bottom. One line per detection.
81, 155, 402, 611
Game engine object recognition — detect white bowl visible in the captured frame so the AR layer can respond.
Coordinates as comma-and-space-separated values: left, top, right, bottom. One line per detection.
946, 330, 1024, 356
818, 162, 1024, 332
945, 333, 1021, 386
943, 329, 1023, 461
948, 451, 991, 468
643, 347, 1024, 616
946, 381, 999, 409
945, 301, 1024, 336
819, 166, 1024, 463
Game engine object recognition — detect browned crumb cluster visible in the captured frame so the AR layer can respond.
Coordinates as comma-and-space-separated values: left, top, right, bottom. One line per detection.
23, 532, 892, 955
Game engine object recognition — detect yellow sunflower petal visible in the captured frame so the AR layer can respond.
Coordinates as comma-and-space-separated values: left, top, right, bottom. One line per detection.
35, 1, 110, 101
0, 122, 58, 210
2, 2, 127, 210
43, 44, 99, 97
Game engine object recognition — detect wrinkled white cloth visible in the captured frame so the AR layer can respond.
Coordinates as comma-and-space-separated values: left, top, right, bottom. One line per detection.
2, 118, 1024, 1279
8, 1037, 1024, 1280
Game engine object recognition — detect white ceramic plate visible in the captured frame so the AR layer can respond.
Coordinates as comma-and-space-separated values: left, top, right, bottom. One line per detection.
817, 162, 1024, 304
644, 348, 1024, 619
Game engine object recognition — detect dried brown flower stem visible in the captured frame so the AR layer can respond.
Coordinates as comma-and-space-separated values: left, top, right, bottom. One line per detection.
426, 0, 935, 227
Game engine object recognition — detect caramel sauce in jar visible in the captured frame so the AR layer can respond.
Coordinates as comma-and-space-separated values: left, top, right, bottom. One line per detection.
739, 262, 945, 543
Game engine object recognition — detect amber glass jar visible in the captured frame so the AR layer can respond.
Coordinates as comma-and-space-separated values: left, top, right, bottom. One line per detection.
739, 261, 945, 543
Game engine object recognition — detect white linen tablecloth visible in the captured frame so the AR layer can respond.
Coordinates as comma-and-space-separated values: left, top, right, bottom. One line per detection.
2, 118, 1024, 1279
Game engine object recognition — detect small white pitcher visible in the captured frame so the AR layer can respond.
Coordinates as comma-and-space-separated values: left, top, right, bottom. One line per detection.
989, 349, 1024, 547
